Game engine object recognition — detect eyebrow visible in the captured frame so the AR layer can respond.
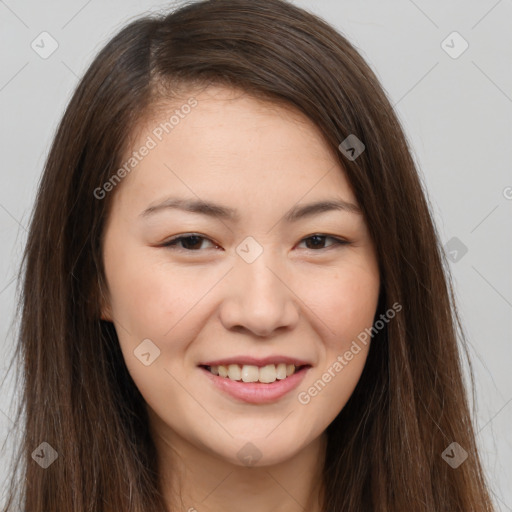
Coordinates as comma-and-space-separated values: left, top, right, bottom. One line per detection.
139, 197, 361, 222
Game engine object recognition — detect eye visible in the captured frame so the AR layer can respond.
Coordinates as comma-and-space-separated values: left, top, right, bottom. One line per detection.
161, 234, 219, 251
296, 234, 349, 251
161, 233, 349, 252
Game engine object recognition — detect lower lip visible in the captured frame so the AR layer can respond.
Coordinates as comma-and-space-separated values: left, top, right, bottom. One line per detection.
199, 366, 310, 404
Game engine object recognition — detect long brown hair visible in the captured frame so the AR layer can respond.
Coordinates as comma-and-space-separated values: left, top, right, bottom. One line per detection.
2, 0, 495, 510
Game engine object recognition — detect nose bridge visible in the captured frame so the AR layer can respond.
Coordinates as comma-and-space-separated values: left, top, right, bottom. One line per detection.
239, 247, 282, 301
238, 236, 288, 305
219, 236, 299, 336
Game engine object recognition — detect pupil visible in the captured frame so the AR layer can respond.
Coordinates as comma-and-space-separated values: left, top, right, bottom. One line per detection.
183, 236, 202, 250
306, 235, 324, 249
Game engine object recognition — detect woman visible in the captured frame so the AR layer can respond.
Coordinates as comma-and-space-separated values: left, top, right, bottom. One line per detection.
2, 0, 495, 510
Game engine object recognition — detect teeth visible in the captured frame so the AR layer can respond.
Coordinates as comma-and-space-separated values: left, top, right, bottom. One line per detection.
208, 363, 301, 383
259, 364, 277, 383
227, 364, 241, 381
241, 364, 259, 383
276, 363, 287, 380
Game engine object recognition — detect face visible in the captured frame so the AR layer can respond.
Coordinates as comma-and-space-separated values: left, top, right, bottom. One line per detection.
101, 85, 380, 467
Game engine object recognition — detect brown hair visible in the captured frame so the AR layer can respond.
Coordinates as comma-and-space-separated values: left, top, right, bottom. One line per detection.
2, 0, 495, 510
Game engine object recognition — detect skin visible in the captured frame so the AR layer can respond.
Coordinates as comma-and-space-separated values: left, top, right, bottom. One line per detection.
101, 85, 380, 512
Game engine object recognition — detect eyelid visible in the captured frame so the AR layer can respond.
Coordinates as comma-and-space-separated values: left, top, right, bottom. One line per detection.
161, 233, 220, 251
296, 234, 350, 249
160, 233, 350, 252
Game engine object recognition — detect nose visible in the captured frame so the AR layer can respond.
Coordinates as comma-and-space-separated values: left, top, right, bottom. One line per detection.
218, 251, 300, 338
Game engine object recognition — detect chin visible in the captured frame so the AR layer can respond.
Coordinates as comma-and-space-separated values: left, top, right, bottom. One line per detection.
211, 431, 314, 468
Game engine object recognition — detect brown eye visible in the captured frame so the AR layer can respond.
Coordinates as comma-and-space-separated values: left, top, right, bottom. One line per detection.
162, 234, 217, 251
161, 233, 349, 253
298, 235, 349, 251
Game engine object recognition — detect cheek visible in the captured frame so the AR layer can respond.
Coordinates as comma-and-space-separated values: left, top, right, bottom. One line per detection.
104, 246, 211, 338
303, 260, 380, 343
102, 240, 381, 461
106, 243, 380, 368
293, 261, 379, 410
104, 251, 211, 407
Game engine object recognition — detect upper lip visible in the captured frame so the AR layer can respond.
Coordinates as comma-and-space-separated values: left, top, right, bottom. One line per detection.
199, 355, 312, 367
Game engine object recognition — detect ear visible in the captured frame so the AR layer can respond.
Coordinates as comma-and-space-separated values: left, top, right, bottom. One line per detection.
98, 280, 113, 321
100, 302, 113, 322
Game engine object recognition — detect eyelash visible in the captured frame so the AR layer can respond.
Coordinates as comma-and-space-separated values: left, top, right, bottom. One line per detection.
161, 233, 350, 253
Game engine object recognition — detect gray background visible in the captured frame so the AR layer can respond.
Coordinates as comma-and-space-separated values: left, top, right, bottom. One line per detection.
0, 0, 510, 509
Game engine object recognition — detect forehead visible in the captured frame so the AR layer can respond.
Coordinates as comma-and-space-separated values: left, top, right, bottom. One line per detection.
111, 85, 357, 217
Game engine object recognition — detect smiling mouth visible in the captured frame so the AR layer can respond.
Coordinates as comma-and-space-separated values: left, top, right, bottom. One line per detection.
199, 363, 309, 384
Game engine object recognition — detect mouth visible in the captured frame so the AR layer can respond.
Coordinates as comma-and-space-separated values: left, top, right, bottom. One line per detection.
199, 363, 310, 384
197, 359, 312, 404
